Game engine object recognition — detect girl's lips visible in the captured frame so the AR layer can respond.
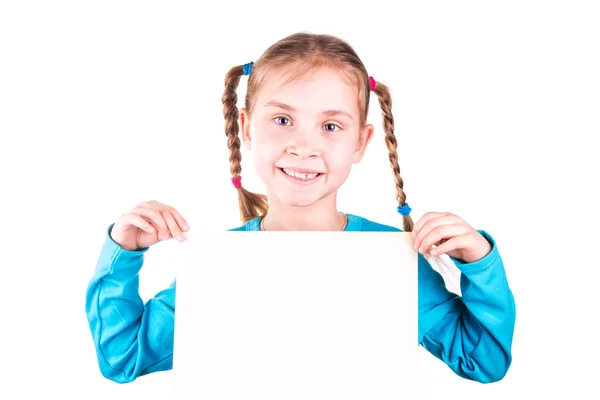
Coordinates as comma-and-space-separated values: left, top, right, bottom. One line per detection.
279, 167, 321, 174
278, 167, 323, 185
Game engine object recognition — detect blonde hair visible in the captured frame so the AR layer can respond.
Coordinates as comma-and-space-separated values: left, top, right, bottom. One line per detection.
222, 32, 414, 232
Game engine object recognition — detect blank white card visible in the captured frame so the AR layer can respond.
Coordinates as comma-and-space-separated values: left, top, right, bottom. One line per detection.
172, 231, 418, 399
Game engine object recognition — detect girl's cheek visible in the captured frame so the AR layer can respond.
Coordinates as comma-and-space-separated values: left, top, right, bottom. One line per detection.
261, 128, 286, 143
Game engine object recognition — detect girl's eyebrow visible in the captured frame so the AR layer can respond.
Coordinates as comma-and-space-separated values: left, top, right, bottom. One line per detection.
264, 100, 297, 112
321, 109, 353, 120
264, 100, 353, 120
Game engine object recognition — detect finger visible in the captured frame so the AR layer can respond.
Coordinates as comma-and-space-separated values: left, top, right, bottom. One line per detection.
412, 212, 452, 238
124, 213, 156, 234
132, 207, 171, 240
413, 214, 462, 250
144, 201, 189, 232
429, 235, 471, 256
160, 209, 186, 241
161, 205, 190, 232
416, 223, 471, 255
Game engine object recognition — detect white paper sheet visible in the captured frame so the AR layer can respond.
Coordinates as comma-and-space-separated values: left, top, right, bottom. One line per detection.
172, 231, 418, 399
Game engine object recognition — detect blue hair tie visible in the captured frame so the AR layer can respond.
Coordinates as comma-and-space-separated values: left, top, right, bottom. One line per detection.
242, 62, 253, 76
397, 203, 412, 216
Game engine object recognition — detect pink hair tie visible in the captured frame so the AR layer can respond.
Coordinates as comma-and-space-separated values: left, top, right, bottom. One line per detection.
369, 76, 377, 91
231, 176, 242, 189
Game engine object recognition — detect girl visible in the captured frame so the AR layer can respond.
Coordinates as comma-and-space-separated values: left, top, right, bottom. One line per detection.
85, 32, 515, 385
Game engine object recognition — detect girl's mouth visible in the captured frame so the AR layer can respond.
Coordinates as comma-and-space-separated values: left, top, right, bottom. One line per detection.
279, 167, 323, 183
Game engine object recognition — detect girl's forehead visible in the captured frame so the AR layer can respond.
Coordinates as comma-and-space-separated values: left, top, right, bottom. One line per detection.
254, 68, 360, 109
263, 67, 357, 91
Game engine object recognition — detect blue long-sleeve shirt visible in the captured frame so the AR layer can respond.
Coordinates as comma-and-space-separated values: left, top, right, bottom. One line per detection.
85, 213, 515, 384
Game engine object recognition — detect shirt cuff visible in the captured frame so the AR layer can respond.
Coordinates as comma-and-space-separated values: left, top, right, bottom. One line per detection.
448, 230, 501, 274
106, 222, 151, 254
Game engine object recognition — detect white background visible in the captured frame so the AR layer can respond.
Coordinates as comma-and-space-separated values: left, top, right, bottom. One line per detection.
1, 0, 599, 398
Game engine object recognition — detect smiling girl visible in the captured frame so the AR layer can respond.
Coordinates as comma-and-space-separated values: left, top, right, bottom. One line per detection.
86, 32, 516, 385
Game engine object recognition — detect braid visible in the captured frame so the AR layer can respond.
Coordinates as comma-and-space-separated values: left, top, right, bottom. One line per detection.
372, 81, 414, 232
222, 65, 269, 223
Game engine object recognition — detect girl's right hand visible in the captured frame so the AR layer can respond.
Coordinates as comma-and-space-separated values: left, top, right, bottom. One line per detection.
110, 200, 190, 251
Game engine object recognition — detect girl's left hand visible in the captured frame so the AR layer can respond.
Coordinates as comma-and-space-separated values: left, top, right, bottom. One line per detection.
411, 212, 492, 264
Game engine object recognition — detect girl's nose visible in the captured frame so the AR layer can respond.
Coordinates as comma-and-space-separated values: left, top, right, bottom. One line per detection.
286, 144, 320, 158
285, 128, 322, 158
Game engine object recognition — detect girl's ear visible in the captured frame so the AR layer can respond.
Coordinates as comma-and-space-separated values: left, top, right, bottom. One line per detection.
240, 108, 252, 150
352, 123, 375, 163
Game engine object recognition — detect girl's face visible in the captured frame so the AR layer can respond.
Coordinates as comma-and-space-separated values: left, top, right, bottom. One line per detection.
240, 67, 374, 208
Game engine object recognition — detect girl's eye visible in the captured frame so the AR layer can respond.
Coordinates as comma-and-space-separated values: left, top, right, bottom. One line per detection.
324, 123, 341, 132
274, 117, 291, 126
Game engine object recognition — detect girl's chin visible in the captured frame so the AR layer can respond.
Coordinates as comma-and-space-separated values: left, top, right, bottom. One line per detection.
274, 194, 320, 208
267, 188, 340, 209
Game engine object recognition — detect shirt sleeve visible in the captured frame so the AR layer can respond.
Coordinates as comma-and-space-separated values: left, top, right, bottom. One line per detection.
85, 223, 176, 383
418, 230, 516, 383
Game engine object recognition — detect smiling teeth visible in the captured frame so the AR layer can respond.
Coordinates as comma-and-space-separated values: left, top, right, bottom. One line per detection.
283, 168, 319, 180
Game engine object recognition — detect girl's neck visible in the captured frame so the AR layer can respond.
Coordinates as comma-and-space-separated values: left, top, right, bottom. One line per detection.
260, 194, 346, 231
